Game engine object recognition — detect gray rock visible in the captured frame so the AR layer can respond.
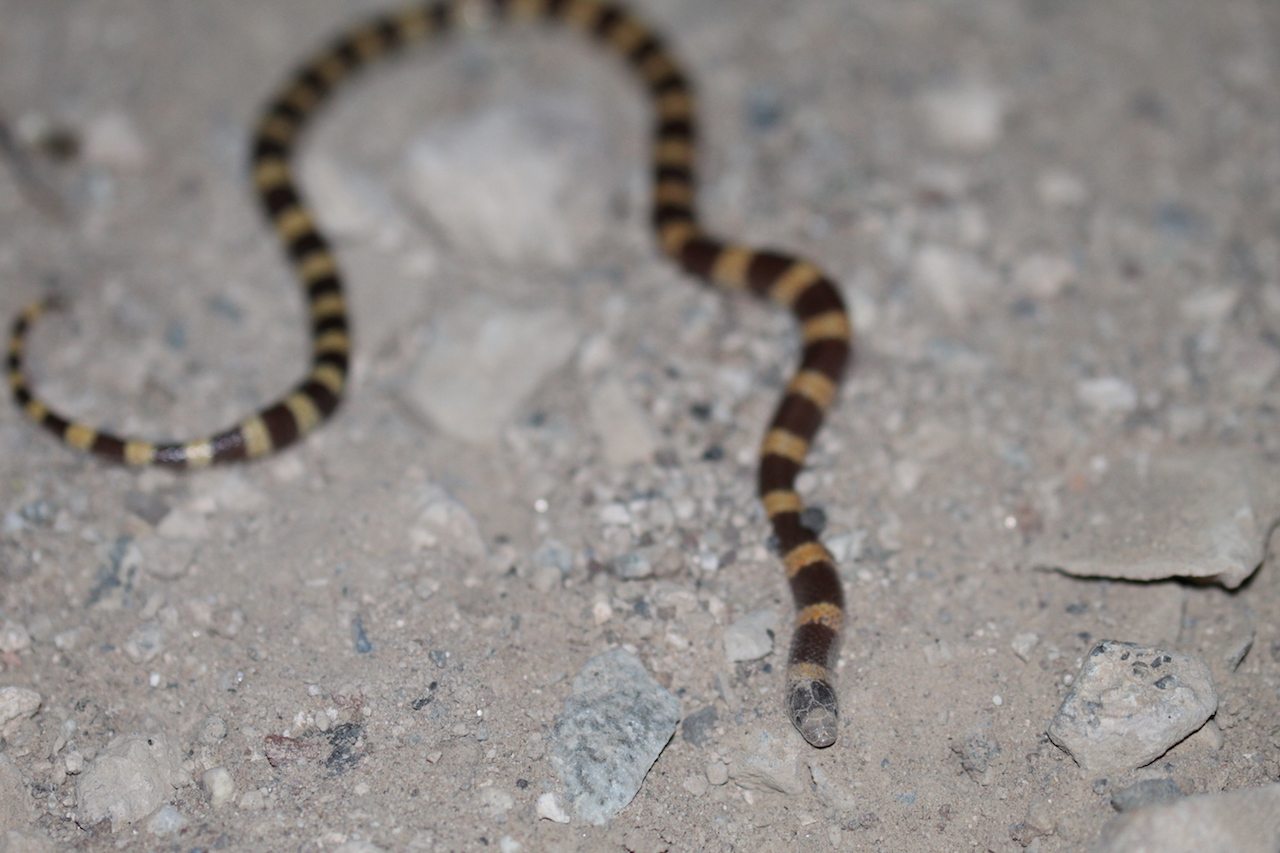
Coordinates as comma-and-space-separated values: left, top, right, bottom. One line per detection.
75, 732, 183, 830
1110, 778, 1182, 812
1076, 376, 1139, 414
723, 609, 777, 662
1094, 784, 1280, 853
1032, 449, 1264, 588
1048, 641, 1217, 774
550, 648, 680, 824
680, 706, 717, 747
123, 622, 165, 664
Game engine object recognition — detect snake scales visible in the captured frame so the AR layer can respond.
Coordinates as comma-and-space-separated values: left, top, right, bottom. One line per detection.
7, 0, 852, 747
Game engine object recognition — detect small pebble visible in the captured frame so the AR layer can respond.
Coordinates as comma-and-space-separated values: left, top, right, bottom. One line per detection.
145, 804, 187, 836
200, 766, 236, 808
1111, 778, 1183, 812
0, 623, 29, 655
1011, 632, 1040, 662
919, 84, 1005, 151
123, 622, 165, 664
535, 792, 571, 824
1076, 377, 1138, 414
199, 715, 228, 745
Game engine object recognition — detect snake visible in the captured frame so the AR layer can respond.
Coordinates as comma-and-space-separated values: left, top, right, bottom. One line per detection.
6, 0, 852, 748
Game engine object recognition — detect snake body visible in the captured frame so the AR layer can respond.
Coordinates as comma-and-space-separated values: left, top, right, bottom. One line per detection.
7, 0, 851, 747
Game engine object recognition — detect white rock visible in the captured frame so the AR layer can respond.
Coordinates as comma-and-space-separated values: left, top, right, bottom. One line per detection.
1179, 288, 1239, 325
1035, 169, 1088, 209
1032, 449, 1265, 588
83, 112, 149, 169
1095, 783, 1280, 853
405, 98, 611, 267
598, 503, 631, 525
402, 301, 581, 446
920, 84, 1005, 152
145, 804, 188, 836
1076, 376, 1138, 413
200, 766, 235, 808
301, 154, 406, 241
0, 623, 29, 655
1010, 632, 1040, 662
913, 244, 996, 320
1048, 641, 1217, 774
1014, 253, 1076, 299
536, 792, 571, 823
588, 375, 657, 468
723, 609, 777, 662
409, 484, 487, 559
123, 622, 165, 664
0, 688, 41, 732
334, 842, 388, 853
75, 732, 184, 830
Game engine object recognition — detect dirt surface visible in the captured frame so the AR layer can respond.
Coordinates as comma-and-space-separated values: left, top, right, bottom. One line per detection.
2, 0, 1280, 850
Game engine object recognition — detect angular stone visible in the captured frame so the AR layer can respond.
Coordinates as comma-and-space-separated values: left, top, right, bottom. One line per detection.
1048, 641, 1216, 774
550, 649, 680, 824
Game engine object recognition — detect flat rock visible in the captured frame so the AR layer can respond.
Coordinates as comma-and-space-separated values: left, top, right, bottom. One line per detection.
402, 300, 581, 447
726, 728, 806, 796
75, 732, 184, 830
722, 609, 777, 662
0, 829, 56, 853
588, 375, 657, 468
1032, 449, 1265, 588
404, 97, 610, 268
550, 648, 680, 824
1048, 641, 1217, 774
1094, 783, 1280, 853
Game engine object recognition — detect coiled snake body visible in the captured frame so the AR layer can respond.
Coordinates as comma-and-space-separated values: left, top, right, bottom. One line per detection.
7, 0, 851, 748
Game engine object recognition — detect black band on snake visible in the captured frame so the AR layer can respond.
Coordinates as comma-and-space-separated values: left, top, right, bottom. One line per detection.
6, 0, 852, 748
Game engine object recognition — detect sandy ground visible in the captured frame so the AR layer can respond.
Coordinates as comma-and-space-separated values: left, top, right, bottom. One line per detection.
2, 0, 1280, 850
